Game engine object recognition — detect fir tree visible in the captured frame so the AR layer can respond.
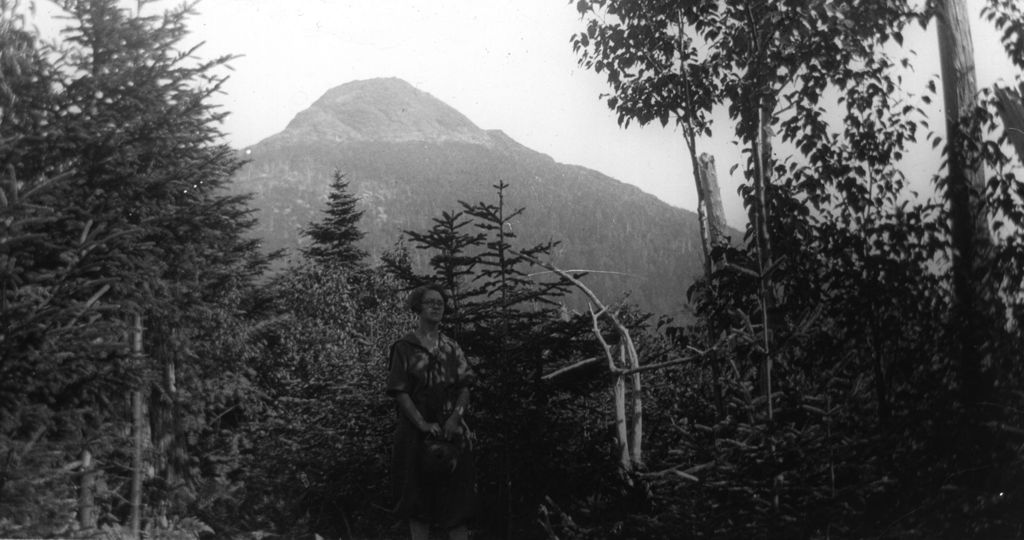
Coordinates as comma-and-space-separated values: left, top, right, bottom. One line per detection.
1, 1, 270, 535
403, 210, 486, 338
393, 182, 589, 536
301, 171, 368, 268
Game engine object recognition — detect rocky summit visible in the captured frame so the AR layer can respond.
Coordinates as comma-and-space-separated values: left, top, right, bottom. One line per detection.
266, 78, 494, 147
230, 77, 710, 315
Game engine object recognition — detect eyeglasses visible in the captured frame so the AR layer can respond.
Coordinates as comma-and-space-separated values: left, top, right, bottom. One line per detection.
422, 299, 445, 307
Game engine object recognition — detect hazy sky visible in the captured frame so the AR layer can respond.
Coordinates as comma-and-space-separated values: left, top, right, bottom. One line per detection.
31, 1, 1021, 228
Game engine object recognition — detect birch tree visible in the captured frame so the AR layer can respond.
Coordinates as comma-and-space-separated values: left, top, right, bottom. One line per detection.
570, 1, 1024, 537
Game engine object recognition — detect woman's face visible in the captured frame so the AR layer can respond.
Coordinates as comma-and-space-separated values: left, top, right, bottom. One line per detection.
419, 290, 445, 323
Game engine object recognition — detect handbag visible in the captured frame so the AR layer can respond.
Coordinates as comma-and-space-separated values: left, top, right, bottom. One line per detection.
419, 416, 473, 479
420, 436, 461, 478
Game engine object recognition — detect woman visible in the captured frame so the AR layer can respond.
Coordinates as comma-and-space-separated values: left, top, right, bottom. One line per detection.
386, 284, 477, 540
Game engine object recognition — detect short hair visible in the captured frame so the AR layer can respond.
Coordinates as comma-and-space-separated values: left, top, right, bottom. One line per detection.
406, 283, 449, 314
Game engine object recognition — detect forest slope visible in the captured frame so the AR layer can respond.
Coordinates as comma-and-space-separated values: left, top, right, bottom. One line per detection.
232, 78, 714, 314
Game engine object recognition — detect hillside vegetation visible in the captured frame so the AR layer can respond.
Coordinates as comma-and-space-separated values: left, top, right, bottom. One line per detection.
232, 78, 709, 316
3, 2, 1024, 540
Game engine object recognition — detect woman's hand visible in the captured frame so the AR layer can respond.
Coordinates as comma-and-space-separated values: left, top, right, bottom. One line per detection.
419, 421, 442, 438
443, 415, 463, 440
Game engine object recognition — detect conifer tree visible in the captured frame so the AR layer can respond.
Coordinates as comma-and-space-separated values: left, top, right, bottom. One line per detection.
393, 182, 589, 536
1, 1, 269, 535
403, 210, 485, 338
301, 171, 368, 268
0, 10, 126, 533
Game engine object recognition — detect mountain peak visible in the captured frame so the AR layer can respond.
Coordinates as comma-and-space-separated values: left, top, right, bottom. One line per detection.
275, 78, 493, 146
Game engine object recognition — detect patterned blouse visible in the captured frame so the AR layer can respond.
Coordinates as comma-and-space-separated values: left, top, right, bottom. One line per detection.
386, 331, 475, 423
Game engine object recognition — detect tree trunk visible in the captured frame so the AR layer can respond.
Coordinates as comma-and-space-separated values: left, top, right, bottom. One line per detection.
936, 0, 989, 406
622, 342, 643, 469
130, 314, 144, 539
678, 15, 730, 423
628, 366, 642, 468
696, 153, 729, 266
696, 154, 729, 421
613, 366, 630, 472
151, 343, 179, 489
751, 105, 775, 421
78, 449, 97, 531
164, 357, 178, 485
676, 12, 728, 273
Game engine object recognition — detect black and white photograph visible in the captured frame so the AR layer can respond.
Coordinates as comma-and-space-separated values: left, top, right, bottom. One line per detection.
2, 0, 1023, 538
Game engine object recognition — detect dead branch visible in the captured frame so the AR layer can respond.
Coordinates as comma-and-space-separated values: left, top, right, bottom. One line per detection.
541, 356, 602, 381
590, 305, 617, 372
639, 460, 716, 482
527, 269, 634, 278
620, 355, 694, 375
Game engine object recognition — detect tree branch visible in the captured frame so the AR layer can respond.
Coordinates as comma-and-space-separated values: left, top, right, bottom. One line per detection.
542, 356, 602, 381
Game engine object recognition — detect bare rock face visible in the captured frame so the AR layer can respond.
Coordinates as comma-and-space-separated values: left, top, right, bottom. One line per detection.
266, 78, 494, 147
231, 77, 708, 315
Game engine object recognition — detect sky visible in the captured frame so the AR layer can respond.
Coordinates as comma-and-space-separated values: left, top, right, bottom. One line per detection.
29, 1, 1021, 229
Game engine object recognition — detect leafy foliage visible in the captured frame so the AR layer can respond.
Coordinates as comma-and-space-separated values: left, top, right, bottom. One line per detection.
7, 1, 1024, 538
224, 263, 406, 538
568, 0, 1024, 538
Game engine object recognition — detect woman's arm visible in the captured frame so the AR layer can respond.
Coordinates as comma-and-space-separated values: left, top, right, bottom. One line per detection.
395, 392, 440, 437
444, 387, 470, 439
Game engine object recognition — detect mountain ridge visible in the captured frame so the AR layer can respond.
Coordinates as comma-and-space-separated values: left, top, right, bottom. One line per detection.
232, 78, 707, 315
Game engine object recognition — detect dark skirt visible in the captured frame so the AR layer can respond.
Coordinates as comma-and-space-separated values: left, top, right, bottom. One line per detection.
392, 417, 477, 528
